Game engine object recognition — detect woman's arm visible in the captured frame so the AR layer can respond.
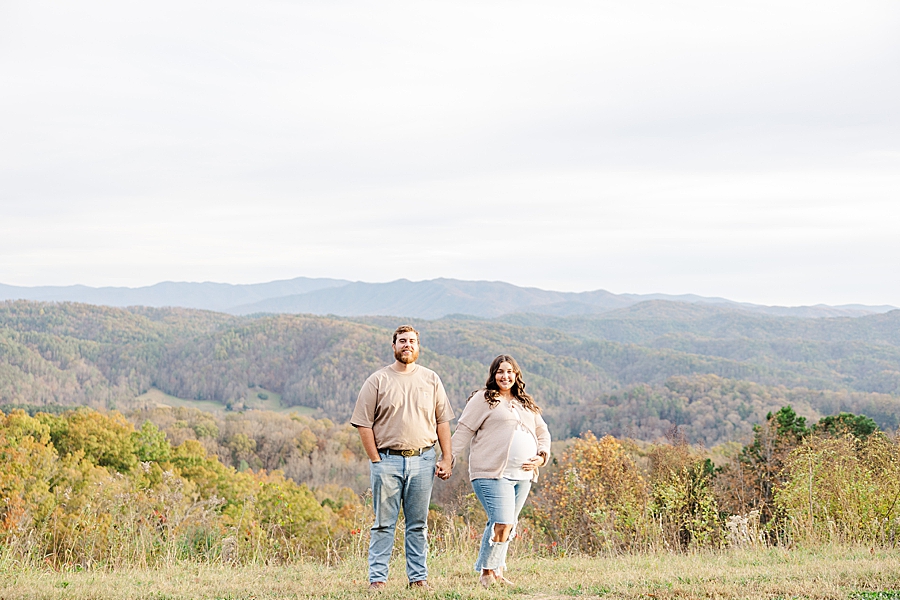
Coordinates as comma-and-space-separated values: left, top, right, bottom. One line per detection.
534, 413, 551, 457
450, 421, 476, 464
450, 392, 488, 459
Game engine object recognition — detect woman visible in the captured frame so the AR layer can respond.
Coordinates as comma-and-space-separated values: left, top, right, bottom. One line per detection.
451, 354, 551, 587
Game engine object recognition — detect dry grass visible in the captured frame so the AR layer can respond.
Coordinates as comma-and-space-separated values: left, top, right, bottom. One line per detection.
1, 545, 899, 599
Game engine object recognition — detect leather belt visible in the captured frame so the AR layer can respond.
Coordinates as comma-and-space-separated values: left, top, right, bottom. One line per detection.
379, 446, 433, 457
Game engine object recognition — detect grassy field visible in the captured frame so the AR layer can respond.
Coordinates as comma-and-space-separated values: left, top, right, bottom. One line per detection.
2, 546, 899, 599
134, 387, 317, 416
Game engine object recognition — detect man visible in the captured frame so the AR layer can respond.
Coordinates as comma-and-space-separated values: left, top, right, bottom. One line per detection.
351, 325, 454, 590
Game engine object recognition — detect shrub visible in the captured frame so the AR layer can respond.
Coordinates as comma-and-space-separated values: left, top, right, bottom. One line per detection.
648, 435, 722, 550
534, 432, 650, 553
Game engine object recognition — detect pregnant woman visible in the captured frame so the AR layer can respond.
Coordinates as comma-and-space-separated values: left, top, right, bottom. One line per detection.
451, 354, 551, 587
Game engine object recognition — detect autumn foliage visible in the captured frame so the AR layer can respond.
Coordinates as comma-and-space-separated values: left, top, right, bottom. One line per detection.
2, 404, 900, 569
534, 432, 721, 552
533, 407, 900, 553
534, 433, 649, 553
0, 408, 364, 568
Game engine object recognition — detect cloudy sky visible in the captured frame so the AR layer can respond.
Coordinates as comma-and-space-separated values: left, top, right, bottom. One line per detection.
1, 1, 898, 306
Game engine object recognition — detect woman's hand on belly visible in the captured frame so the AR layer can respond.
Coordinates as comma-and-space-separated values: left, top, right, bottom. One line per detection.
521, 455, 543, 471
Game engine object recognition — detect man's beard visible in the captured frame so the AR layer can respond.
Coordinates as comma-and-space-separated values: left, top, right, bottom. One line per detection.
394, 347, 419, 364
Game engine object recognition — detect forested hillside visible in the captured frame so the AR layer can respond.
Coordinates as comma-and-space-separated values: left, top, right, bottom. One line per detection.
2, 300, 899, 446
501, 301, 900, 346
499, 302, 900, 394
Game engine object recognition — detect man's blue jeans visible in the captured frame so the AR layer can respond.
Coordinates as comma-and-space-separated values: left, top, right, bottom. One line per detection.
471, 477, 532, 572
368, 447, 435, 583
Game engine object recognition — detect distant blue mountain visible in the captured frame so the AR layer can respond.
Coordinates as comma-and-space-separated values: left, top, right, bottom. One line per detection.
1, 276, 894, 319
229, 278, 633, 318
227, 278, 896, 319
0, 277, 350, 312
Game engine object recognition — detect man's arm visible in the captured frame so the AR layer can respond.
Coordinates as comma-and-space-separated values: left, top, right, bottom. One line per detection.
435, 421, 452, 479
357, 426, 381, 462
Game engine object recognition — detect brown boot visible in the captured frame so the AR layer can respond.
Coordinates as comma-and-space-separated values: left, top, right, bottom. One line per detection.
408, 580, 433, 590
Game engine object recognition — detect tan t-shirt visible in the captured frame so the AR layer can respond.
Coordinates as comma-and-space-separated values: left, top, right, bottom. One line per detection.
351, 364, 455, 451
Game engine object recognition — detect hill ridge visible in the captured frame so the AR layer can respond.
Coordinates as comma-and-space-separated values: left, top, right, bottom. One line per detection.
1, 277, 896, 320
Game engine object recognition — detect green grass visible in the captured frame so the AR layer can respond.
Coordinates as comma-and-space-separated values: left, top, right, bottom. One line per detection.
134, 387, 316, 416
2, 546, 900, 599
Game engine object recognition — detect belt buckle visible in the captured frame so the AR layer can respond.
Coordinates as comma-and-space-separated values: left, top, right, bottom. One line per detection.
401, 449, 415, 457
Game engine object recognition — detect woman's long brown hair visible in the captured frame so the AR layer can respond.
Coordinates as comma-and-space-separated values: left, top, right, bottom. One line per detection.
470, 354, 542, 413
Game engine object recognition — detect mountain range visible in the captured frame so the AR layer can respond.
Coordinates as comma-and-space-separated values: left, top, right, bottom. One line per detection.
1, 277, 894, 319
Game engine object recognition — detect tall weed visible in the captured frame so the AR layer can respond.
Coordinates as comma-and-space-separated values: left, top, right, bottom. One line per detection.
776, 433, 900, 545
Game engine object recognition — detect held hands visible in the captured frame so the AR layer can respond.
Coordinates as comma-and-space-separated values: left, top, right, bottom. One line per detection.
435, 457, 452, 480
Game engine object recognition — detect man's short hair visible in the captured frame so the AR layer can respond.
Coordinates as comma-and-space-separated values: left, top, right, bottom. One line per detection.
393, 325, 419, 344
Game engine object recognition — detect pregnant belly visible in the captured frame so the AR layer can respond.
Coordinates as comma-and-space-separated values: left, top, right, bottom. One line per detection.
506, 428, 537, 467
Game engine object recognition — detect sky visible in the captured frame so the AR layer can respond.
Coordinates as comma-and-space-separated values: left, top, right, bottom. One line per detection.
1, 1, 899, 306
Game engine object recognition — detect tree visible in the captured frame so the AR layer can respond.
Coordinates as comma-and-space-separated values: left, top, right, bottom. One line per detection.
0, 410, 57, 535
133, 420, 171, 463
715, 406, 809, 525
38, 409, 138, 473
812, 412, 879, 440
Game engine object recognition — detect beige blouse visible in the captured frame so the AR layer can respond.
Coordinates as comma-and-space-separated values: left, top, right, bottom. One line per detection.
451, 390, 551, 482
